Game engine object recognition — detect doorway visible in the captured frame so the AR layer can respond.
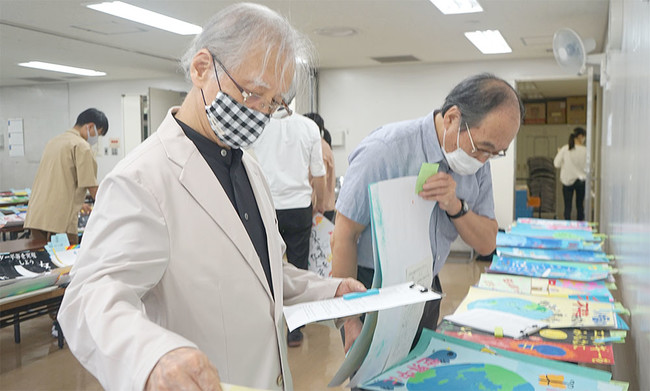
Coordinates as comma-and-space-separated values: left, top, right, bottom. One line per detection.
514, 77, 599, 222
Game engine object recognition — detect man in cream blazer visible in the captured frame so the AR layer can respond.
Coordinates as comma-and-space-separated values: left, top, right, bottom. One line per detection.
58, 4, 364, 390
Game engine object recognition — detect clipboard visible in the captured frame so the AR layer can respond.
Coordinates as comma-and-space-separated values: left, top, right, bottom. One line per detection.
283, 282, 442, 332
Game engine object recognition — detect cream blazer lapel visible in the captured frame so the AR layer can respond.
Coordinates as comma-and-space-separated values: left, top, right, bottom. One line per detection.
158, 109, 274, 301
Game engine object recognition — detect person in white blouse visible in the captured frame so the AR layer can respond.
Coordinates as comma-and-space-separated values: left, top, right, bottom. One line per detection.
554, 127, 587, 220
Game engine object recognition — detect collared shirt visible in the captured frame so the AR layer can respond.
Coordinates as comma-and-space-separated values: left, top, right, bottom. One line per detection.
248, 111, 325, 210
177, 118, 273, 295
24, 129, 97, 234
335, 111, 495, 276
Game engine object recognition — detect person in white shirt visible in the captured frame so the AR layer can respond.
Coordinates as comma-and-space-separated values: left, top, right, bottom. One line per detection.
249, 91, 326, 347
554, 127, 587, 220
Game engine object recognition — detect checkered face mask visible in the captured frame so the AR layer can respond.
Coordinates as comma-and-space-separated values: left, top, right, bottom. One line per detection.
205, 91, 271, 149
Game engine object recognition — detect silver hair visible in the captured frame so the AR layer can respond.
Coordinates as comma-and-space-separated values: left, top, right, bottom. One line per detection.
180, 3, 315, 98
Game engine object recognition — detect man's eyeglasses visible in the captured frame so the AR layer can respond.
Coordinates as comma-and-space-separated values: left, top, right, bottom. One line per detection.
464, 122, 507, 159
213, 57, 292, 117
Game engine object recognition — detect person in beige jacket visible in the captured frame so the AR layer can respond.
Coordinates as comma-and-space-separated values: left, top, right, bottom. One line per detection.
24, 108, 108, 244
57, 4, 364, 391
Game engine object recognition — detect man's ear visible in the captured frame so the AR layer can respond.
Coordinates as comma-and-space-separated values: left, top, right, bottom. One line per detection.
443, 105, 461, 129
190, 49, 214, 89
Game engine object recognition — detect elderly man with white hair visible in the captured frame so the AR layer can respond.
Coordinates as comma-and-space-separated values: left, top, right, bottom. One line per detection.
58, 3, 365, 391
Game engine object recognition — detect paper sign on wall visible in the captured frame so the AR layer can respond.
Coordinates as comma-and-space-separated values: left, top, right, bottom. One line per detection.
8, 118, 25, 157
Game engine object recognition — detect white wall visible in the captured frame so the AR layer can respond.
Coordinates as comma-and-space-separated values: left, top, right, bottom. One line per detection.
0, 84, 70, 190
0, 77, 189, 189
600, 1, 650, 389
2, 58, 576, 229
318, 58, 568, 228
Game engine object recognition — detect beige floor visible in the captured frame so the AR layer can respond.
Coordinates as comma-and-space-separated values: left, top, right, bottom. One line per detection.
0, 258, 484, 390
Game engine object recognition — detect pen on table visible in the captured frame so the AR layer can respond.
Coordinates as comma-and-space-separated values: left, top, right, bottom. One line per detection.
593, 336, 623, 344
343, 288, 380, 300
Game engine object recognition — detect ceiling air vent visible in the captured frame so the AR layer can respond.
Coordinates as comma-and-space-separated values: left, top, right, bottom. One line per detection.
371, 55, 420, 64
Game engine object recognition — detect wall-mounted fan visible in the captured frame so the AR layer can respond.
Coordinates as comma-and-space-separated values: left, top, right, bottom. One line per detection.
553, 28, 603, 75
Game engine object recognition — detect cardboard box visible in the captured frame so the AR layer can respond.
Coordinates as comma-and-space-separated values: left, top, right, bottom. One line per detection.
546, 99, 566, 124
523, 102, 546, 124
567, 96, 587, 124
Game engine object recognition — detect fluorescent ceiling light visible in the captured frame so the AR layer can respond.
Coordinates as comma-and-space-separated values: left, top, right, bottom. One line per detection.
18, 61, 106, 76
430, 0, 483, 14
87, 1, 202, 35
464, 30, 512, 54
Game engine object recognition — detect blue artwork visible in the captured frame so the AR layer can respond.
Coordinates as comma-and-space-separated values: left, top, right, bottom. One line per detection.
489, 255, 609, 282
497, 246, 608, 263
405, 363, 534, 391
496, 232, 602, 251
517, 343, 567, 357
509, 225, 596, 241
362, 331, 627, 391
467, 297, 553, 320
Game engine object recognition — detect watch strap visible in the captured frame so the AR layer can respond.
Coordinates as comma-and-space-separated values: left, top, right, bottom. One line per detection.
447, 199, 468, 219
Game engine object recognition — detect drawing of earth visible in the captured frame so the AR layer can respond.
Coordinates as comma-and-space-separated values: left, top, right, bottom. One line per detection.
406, 363, 534, 391
467, 297, 553, 320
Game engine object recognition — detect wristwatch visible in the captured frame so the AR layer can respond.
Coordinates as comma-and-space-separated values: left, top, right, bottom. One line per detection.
447, 199, 469, 219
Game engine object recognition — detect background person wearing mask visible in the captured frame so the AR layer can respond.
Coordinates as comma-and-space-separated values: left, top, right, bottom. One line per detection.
24, 108, 108, 245
57, 4, 364, 391
554, 127, 587, 220
331, 73, 524, 352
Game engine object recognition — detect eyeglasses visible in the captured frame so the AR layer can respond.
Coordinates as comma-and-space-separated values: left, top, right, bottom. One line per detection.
464, 122, 507, 159
213, 57, 292, 117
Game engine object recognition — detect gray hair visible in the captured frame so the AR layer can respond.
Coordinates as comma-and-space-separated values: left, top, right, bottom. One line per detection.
441, 73, 524, 127
180, 3, 314, 98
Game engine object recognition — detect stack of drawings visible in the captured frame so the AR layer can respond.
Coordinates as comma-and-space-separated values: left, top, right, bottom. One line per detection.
0, 233, 79, 299
360, 217, 629, 391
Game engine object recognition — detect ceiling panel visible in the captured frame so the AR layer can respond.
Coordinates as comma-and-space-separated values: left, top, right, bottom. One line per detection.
0, 0, 609, 87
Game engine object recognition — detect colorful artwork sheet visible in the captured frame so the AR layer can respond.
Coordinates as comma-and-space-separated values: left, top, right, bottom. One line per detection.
330, 176, 437, 387
497, 232, 603, 251
8, 188, 30, 197
0, 196, 29, 205
307, 213, 334, 277
489, 255, 611, 282
509, 225, 597, 242
0, 250, 70, 298
0, 205, 28, 215
362, 330, 626, 391
0, 212, 24, 228
497, 246, 609, 263
477, 274, 614, 302
436, 321, 615, 365
439, 320, 626, 346
516, 218, 592, 230
454, 286, 618, 329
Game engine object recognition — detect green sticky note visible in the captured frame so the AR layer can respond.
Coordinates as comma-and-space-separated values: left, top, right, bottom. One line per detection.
415, 162, 439, 194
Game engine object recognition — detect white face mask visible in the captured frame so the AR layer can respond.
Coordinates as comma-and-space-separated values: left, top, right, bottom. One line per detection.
86, 124, 99, 146
442, 121, 485, 176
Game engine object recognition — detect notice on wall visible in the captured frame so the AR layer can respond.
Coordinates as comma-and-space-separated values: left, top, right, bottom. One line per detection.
8, 118, 24, 157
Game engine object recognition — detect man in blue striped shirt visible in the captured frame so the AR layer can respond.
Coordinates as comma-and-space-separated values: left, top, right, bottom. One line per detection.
331, 73, 524, 352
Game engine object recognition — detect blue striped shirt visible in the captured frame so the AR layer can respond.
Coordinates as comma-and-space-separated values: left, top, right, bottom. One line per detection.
336, 112, 495, 276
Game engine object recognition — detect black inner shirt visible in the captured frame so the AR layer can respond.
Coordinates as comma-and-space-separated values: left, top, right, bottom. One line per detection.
175, 117, 273, 297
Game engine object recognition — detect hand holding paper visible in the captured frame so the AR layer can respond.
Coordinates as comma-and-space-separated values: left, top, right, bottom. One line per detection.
334, 277, 368, 298
283, 282, 441, 332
